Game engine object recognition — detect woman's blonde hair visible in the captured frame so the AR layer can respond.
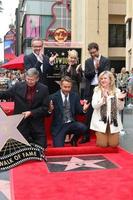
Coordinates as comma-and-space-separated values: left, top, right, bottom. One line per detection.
68, 50, 79, 63
98, 70, 116, 94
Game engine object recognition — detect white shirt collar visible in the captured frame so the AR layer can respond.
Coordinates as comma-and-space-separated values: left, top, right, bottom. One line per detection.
60, 90, 69, 101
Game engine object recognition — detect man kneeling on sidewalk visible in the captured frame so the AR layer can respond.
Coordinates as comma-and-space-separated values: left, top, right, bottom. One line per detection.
48, 76, 90, 147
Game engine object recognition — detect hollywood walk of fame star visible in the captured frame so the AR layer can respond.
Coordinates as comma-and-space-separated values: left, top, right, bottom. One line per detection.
48, 156, 106, 171
0, 108, 30, 151
0, 180, 10, 199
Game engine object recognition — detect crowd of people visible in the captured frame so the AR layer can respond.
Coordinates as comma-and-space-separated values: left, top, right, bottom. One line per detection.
0, 37, 131, 154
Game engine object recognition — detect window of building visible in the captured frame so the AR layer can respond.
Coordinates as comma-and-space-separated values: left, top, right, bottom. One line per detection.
110, 60, 125, 73
41, 15, 53, 39
109, 24, 126, 47
126, 19, 132, 39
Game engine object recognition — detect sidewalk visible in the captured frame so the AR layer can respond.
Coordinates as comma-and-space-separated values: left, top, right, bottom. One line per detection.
120, 106, 133, 153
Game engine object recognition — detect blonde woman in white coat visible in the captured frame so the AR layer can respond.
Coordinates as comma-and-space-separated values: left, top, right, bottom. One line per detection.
90, 71, 126, 147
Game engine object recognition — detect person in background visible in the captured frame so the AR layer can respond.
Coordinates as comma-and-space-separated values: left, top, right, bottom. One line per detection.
24, 37, 57, 87
61, 50, 82, 94
110, 67, 117, 84
0, 68, 10, 92
127, 68, 133, 107
0, 68, 49, 153
90, 71, 126, 147
117, 67, 129, 92
48, 76, 90, 147
8, 72, 19, 87
84, 42, 110, 137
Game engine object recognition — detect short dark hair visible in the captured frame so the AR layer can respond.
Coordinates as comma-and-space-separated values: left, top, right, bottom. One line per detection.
31, 37, 43, 46
60, 76, 73, 84
88, 42, 99, 51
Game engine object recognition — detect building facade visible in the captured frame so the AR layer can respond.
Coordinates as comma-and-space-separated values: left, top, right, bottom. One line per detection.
71, 0, 126, 72
16, 0, 71, 55
126, 0, 133, 71
16, 0, 126, 72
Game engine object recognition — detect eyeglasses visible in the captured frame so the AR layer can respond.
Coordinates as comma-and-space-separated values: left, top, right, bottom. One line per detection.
32, 45, 43, 48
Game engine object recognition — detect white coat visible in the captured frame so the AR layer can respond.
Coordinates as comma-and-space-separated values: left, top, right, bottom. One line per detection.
90, 87, 124, 133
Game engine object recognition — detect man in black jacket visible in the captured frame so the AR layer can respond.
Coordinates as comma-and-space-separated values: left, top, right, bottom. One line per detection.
49, 76, 90, 147
24, 37, 58, 92
0, 68, 49, 149
84, 42, 110, 134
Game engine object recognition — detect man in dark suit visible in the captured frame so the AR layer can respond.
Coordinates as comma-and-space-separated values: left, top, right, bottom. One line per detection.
84, 42, 110, 132
0, 68, 49, 150
24, 37, 58, 92
48, 76, 90, 147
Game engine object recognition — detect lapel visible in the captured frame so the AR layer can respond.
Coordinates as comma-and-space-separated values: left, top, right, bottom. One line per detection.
21, 82, 27, 100
56, 91, 63, 112
69, 92, 75, 114
90, 58, 95, 70
99, 55, 104, 67
32, 83, 40, 104
31, 53, 37, 64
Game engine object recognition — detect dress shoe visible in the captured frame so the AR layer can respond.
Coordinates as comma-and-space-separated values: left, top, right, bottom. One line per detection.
70, 135, 78, 147
79, 135, 90, 144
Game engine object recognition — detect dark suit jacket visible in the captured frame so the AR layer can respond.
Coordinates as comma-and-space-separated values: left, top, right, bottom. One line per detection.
0, 82, 49, 119
50, 90, 84, 136
84, 55, 110, 99
24, 53, 52, 85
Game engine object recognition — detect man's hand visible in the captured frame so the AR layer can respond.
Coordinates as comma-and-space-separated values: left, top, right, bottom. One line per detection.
95, 58, 100, 70
48, 100, 54, 113
22, 111, 32, 119
49, 53, 58, 64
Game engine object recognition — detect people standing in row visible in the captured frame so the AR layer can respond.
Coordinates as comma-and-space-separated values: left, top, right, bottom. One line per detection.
90, 71, 126, 147
61, 50, 82, 94
24, 37, 57, 87
84, 42, 110, 137
48, 76, 90, 147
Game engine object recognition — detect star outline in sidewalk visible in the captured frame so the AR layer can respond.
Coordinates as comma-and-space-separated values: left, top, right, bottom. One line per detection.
48, 156, 106, 171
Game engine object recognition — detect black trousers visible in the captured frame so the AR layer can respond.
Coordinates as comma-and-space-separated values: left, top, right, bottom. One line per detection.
53, 121, 88, 147
18, 118, 47, 148
85, 85, 97, 129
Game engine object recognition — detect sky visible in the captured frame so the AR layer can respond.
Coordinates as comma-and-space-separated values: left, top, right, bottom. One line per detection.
0, 0, 19, 61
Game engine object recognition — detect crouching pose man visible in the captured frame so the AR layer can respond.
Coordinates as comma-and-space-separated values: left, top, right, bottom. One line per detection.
48, 76, 90, 147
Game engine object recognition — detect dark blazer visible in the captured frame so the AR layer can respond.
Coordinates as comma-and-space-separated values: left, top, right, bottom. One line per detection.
0, 81, 49, 118
50, 90, 84, 136
0, 81, 49, 147
84, 55, 110, 99
24, 53, 52, 85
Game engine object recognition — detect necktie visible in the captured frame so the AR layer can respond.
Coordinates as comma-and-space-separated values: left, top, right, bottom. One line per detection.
64, 95, 68, 107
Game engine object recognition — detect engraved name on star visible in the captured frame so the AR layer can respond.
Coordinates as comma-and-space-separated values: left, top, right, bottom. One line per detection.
48, 156, 106, 171
0, 108, 30, 151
